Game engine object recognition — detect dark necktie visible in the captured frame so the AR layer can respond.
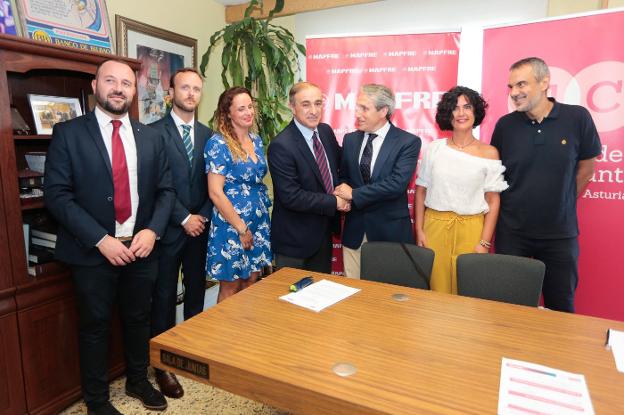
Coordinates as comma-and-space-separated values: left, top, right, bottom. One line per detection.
181, 124, 193, 165
312, 131, 333, 193
111, 120, 131, 224
359, 133, 377, 184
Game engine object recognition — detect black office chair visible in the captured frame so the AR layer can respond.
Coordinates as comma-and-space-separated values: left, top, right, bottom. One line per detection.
360, 242, 434, 290
456, 253, 545, 307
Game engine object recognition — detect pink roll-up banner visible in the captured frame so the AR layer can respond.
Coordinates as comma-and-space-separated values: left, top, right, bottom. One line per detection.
306, 32, 460, 274
481, 10, 624, 321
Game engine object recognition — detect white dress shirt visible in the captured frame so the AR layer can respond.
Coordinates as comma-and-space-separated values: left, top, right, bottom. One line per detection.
358, 121, 391, 175
169, 110, 197, 226
170, 109, 195, 146
293, 118, 334, 187
94, 107, 138, 238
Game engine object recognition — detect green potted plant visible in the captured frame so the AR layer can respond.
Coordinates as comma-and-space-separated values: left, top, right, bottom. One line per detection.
200, 0, 306, 146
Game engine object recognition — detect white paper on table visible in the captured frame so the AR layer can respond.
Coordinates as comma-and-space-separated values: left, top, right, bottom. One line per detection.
607, 328, 624, 373
497, 358, 594, 415
279, 279, 360, 312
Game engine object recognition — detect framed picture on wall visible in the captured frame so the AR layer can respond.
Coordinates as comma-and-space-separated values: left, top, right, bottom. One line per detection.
1, 0, 18, 35
14, 0, 114, 53
115, 15, 197, 124
28, 94, 83, 135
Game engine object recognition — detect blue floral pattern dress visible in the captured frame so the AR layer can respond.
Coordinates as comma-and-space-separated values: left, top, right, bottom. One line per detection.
204, 133, 272, 281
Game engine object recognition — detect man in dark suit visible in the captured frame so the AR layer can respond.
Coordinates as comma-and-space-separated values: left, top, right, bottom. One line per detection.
268, 82, 348, 273
148, 68, 212, 398
335, 84, 421, 279
44, 59, 174, 415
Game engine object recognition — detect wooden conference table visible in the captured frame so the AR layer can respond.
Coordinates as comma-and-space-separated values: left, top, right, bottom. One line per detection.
150, 268, 624, 414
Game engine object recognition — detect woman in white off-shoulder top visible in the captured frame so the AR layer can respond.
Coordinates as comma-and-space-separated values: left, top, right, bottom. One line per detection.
415, 86, 508, 294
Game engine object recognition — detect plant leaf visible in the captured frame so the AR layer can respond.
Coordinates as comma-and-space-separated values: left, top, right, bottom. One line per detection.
268, 0, 285, 20
202, 1, 307, 148
244, 0, 260, 18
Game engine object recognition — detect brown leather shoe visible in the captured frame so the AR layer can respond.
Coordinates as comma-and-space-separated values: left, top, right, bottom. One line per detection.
155, 371, 184, 399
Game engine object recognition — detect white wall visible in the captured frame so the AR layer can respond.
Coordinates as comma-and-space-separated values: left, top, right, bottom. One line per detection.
295, 0, 549, 91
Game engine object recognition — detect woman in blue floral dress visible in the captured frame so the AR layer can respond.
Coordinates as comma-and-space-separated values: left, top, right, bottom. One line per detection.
205, 87, 272, 302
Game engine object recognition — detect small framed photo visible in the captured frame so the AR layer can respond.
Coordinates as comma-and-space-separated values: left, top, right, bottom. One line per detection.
28, 94, 83, 135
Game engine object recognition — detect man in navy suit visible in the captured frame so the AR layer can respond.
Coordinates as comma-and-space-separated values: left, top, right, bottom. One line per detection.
148, 68, 212, 398
269, 82, 348, 273
335, 84, 421, 279
44, 59, 173, 415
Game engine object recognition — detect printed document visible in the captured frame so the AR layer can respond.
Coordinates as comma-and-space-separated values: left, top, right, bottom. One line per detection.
279, 279, 360, 312
607, 328, 624, 373
498, 358, 594, 415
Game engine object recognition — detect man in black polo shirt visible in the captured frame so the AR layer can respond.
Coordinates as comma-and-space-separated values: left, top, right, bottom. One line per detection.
491, 57, 601, 313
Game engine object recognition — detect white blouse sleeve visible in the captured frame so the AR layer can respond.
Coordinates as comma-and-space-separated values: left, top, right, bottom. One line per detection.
483, 160, 509, 193
415, 140, 440, 188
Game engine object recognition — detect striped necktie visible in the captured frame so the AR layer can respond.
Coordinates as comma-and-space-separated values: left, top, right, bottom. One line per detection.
181, 124, 193, 165
312, 131, 333, 193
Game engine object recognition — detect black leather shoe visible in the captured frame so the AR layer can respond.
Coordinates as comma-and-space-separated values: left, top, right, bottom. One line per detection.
156, 370, 184, 398
87, 401, 123, 415
125, 379, 167, 411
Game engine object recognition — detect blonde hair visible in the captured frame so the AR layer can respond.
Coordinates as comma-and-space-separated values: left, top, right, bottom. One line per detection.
214, 87, 254, 162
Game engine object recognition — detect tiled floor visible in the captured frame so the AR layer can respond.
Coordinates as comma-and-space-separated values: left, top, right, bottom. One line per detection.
61, 284, 290, 414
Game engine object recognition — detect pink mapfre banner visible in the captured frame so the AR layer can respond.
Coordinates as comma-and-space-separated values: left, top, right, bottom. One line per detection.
306, 32, 460, 274
481, 10, 624, 321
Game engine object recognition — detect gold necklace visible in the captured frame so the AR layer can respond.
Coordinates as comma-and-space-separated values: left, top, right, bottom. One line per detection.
451, 137, 476, 151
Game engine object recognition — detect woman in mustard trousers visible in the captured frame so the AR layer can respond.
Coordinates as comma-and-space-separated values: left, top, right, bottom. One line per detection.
415, 86, 508, 294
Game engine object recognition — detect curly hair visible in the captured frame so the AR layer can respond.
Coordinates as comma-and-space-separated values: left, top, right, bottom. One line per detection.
435, 86, 488, 131
213, 86, 255, 162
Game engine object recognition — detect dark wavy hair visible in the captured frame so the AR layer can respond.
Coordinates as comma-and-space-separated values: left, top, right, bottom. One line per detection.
435, 86, 488, 131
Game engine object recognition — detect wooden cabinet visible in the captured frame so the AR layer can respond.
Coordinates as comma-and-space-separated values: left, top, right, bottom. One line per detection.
0, 312, 26, 415
0, 34, 139, 414
0, 97, 26, 415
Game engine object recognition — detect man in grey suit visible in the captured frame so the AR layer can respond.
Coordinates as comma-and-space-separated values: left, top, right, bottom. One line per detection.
149, 68, 212, 398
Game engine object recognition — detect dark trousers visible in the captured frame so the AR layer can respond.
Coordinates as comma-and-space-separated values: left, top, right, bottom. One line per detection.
275, 232, 332, 274
151, 230, 208, 338
495, 230, 579, 313
72, 258, 157, 408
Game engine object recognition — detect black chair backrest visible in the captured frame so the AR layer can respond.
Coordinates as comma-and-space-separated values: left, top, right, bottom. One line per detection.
361, 242, 434, 290
456, 253, 545, 307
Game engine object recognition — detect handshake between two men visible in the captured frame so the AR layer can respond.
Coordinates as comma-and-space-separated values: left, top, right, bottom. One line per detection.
334, 183, 353, 212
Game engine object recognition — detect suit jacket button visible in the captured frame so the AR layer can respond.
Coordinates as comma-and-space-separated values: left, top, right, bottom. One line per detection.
107, 196, 113, 202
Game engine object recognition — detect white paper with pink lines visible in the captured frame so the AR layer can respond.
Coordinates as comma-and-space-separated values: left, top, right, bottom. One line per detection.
498, 358, 594, 415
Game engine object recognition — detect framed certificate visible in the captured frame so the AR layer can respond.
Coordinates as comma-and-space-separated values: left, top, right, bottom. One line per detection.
15, 0, 114, 53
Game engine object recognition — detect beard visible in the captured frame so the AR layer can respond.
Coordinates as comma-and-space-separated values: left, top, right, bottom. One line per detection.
97, 91, 131, 115
173, 96, 197, 113
512, 94, 540, 113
